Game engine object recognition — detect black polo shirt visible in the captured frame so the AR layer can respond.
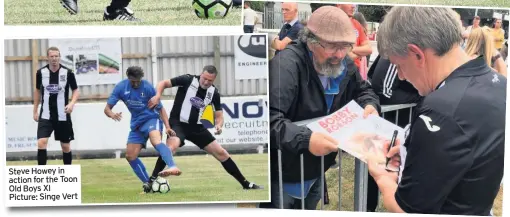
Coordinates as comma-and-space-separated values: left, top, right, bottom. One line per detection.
396, 57, 506, 215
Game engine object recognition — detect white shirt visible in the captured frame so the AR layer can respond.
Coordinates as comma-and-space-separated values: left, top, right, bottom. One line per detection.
243, 8, 257, 26
285, 18, 299, 27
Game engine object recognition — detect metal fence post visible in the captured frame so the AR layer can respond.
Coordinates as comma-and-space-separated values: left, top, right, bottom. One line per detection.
300, 154, 305, 209
278, 149, 283, 209
353, 159, 368, 212
321, 156, 324, 210
337, 152, 342, 211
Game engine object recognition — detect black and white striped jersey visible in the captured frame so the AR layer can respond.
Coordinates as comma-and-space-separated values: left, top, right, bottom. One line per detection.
168, 74, 221, 125
36, 64, 78, 121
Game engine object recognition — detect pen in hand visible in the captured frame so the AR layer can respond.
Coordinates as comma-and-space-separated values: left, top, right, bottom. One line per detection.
385, 130, 398, 172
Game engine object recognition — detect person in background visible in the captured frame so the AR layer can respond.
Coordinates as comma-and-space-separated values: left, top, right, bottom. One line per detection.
465, 27, 507, 77
336, 4, 373, 71
353, 11, 371, 77
271, 2, 303, 54
462, 16, 481, 47
492, 18, 505, 52
243, 2, 259, 33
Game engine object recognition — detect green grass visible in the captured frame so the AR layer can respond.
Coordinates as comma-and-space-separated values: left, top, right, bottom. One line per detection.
292, 0, 509, 8
4, 0, 241, 25
238, 153, 504, 216
6, 153, 269, 204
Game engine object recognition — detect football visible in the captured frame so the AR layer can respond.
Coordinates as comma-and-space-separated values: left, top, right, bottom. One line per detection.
192, 0, 233, 19
151, 177, 170, 193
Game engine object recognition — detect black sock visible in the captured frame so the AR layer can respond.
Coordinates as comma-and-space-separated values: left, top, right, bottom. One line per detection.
221, 157, 249, 188
37, 149, 47, 165
63, 151, 72, 165
107, 0, 131, 13
150, 156, 166, 181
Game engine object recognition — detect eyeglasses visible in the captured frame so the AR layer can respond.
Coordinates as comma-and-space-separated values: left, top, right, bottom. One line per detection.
316, 41, 354, 54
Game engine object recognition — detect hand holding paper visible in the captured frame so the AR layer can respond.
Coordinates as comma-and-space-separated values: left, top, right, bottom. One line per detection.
368, 159, 399, 184
363, 104, 379, 118
306, 100, 405, 171
368, 136, 401, 183
309, 132, 339, 156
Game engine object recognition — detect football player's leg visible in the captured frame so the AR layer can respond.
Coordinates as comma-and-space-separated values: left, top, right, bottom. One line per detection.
193, 128, 263, 190
60, 142, 72, 165
166, 119, 186, 155
36, 119, 54, 165
144, 118, 181, 177
56, 120, 74, 165
150, 134, 183, 181
60, 0, 78, 15
126, 131, 151, 184
149, 130, 181, 177
126, 144, 150, 183
37, 138, 49, 165
104, 0, 140, 21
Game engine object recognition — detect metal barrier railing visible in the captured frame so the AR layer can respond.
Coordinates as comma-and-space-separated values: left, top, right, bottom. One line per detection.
277, 103, 417, 210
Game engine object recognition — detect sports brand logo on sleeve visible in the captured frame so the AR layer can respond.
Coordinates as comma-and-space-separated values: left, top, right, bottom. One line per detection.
492, 74, 500, 83
419, 115, 441, 132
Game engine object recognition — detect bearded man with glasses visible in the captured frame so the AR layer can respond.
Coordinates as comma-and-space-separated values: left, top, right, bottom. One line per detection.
260, 6, 380, 209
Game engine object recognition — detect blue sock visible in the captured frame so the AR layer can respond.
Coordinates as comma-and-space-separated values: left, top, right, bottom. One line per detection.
154, 143, 176, 168
128, 158, 150, 183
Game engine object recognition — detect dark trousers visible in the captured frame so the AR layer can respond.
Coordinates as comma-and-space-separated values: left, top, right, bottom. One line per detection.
259, 179, 322, 210
244, 25, 254, 33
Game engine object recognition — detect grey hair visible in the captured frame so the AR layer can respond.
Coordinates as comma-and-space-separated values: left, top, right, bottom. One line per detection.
298, 27, 320, 45
377, 7, 464, 58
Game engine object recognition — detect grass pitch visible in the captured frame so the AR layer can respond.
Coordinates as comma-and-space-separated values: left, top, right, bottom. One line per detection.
7, 153, 269, 204
4, 0, 242, 25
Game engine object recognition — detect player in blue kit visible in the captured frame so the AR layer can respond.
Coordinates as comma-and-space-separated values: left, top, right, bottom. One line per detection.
104, 66, 181, 193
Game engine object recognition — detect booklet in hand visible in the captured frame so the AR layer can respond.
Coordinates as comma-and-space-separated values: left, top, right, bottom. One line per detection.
306, 100, 406, 172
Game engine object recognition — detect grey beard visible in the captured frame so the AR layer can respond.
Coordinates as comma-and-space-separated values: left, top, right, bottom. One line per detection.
314, 58, 345, 78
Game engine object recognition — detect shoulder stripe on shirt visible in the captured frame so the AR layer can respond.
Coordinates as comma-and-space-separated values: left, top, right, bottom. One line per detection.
383, 63, 398, 98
